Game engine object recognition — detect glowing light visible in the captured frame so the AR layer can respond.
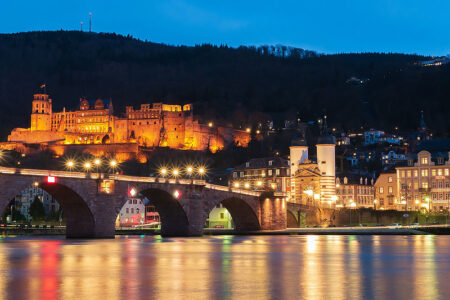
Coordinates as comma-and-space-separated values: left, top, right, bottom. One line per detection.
314, 193, 320, 200
256, 130, 261, 134
271, 183, 277, 190
84, 162, 91, 170
208, 122, 213, 127
110, 160, 117, 168
186, 166, 193, 174
94, 158, 101, 166
234, 182, 240, 188
33, 181, 39, 187
350, 202, 357, 208
244, 183, 250, 189
415, 200, 419, 204
66, 160, 75, 169
246, 128, 251, 133
256, 181, 262, 186
160, 168, 167, 176
304, 190, 313, 196
331, 195, 338, 201
173, 190, 181, 198
198, 167, 205, 175
47, 176, 56, 184
336, 184, 340, 188
173, 169, 179, 176
129, 187, 137, 197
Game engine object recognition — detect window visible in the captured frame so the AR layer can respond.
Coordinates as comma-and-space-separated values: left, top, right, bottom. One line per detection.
445, 169, 449, 176
388, 186, 393, 194
131, 208, 134, 213
438, 169, 442, 176
240, 172, 244, 178
245, 162, 250, 168
126, 208, 129, 213
276, 169, 280, 176
421, 169, 428, 177
268, 160, 273, 166
379, 187, 384, 194
422, 182, 428, 189
220, 213, 224, 219
407, 170, 411, 178
421, 157, 429, 165
388, 176, 393, 183
233, 172, 237, 179
432, 169, 436, 176
414, 170, 418, 177
268, 170, 273, 176
401, 171, 405, 178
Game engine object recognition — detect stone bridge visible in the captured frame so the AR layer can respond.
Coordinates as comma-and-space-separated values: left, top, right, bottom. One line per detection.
0, 167, 286, 238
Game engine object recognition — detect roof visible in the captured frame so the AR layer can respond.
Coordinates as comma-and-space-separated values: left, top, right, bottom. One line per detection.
234, 157, 289, 170
317, 134, 336, 145
291, 134, 307, 146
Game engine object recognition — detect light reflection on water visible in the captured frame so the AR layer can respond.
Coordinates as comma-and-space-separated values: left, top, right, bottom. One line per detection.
0, 235, 449, 300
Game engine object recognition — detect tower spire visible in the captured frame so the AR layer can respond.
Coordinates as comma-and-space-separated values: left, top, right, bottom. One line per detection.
89, 12, 92, 32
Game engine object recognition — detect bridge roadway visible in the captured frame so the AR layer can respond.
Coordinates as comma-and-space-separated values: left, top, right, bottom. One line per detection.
0, 167, 286, 238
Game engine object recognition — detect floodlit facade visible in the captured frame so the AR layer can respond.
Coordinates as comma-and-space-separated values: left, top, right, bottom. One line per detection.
7, 93, 251, 153
289, 123, 337, 207
374, 172, 398, 210
396, 150, 450, 211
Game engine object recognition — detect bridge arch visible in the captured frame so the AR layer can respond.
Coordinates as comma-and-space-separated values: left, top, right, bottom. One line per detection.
0, 179, 96, 238
203, 196, 261, 232
138, 188, 190, 236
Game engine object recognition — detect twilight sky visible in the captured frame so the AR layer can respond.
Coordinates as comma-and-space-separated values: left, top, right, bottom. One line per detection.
1, 0, 449, 55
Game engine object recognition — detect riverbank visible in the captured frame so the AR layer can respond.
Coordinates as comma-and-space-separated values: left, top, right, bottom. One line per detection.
1, 225, 449, 236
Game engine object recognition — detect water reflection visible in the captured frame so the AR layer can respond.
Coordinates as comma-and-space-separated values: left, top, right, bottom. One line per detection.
0, 235, 448, 299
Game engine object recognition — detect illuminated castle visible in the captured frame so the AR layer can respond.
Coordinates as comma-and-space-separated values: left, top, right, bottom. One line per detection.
7, 93, 250, 153
289, 117, 337, 207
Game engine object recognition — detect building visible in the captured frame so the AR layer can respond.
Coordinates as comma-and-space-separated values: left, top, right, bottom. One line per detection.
364, 129, 403, 145
116, 197, 160, 227
381, 150, 407, 166
6, 92, 251, 155
396, 150, 450, 211
14, 186, 59, 221
230, 157, 290, 193
335, 175, 375, 209
290, 119, 337, 207
205, 203, 233, 229
374, 171, 398, 210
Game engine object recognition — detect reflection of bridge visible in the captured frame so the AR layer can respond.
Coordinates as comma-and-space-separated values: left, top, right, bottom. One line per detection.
0, 167, 286, 238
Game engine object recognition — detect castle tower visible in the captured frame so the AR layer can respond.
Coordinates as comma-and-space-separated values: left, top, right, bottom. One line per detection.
30, 93, 52, 131
316, 116, 336, 206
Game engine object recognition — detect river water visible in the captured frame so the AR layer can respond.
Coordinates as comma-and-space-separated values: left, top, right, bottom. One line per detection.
0, 235, 449, 300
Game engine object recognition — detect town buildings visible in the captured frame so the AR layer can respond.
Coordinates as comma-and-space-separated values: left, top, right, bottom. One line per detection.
5, 92, 251, 157
396, 150, 450, 211
230, 157, 290, 193
374, 171, 398, 210
116, 197, 160, 227
14, 186, 59, 221
335, 175, 375, 209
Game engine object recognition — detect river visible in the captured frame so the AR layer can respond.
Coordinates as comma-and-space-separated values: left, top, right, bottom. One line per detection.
0, 235, 449, 300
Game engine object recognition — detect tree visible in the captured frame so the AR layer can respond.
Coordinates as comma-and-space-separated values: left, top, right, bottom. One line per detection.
29, 196, 46, 221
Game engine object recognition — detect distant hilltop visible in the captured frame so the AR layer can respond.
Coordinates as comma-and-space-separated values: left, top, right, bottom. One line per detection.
0, 30, 448, 140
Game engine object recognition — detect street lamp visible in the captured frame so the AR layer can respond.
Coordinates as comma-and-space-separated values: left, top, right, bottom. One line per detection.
198, 167, 206, 176
160, 167, 167, 177
84, 162, 91, 172
172, 169, 179, 177
186, 166, 193, 175
66, 160, 75, 170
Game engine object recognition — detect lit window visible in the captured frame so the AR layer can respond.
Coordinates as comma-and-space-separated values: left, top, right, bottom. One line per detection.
388, 186, 393, 194
432, 169, 436, 176
422, 182, 428, 189
379, 187, 384, 194
388, 176, 393, 183
414, 170, 418, 177
421, 157, 429, 165
438, 169, 442, 176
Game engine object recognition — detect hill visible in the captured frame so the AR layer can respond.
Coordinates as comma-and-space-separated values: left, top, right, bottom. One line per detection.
0, 30, 448, 140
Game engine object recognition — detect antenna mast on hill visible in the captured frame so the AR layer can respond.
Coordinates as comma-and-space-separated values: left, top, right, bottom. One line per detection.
80, 21, 83, 31
89, 12, 92, 32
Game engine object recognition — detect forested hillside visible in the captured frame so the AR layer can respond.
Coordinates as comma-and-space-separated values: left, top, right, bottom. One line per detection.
0, 31, 448, 139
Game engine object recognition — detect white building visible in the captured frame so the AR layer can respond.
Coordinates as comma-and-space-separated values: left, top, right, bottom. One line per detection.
14, 186, 59, 221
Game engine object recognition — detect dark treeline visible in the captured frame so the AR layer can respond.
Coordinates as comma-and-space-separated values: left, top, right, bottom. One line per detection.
0, 30, 448, 140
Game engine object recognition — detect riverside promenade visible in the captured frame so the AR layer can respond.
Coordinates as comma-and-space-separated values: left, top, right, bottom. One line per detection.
1, 225, 449, 236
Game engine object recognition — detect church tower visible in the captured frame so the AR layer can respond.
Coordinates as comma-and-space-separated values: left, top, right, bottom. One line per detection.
316, 116, 336, 205
289, 130, 308, 176
30, 93, 52, 131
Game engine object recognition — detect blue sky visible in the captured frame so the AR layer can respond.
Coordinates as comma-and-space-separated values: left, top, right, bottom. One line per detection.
1, 0, 449, 55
